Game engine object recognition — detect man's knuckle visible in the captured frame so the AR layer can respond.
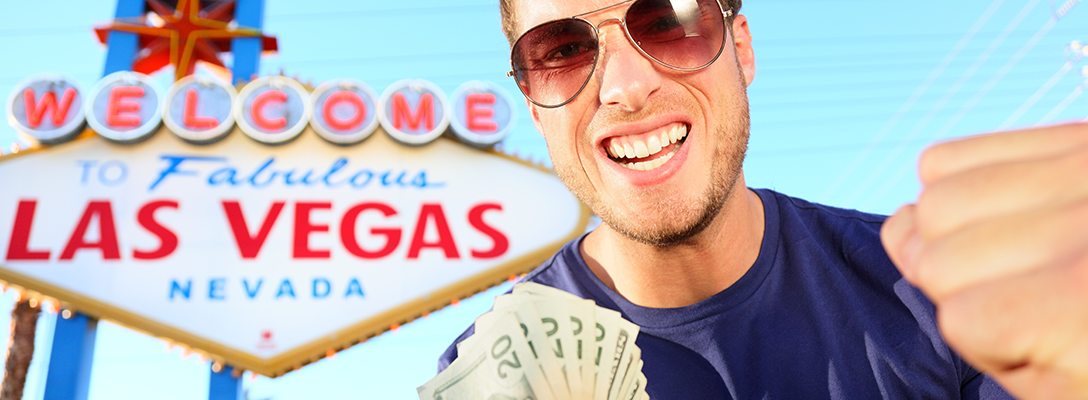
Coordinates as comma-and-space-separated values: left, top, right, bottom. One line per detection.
914, 190, 943, 234
918, 145, 947, 183
1059, 144, 1088, 169
911, 246, 946, 295
936, 304, 973, 351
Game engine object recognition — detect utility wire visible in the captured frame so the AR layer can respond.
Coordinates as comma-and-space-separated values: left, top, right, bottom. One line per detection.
819, 0, 1014, 203
858, 15, 1064, 211
997, 61, 1076, 129
850, 0, 1085, 210
846, 0, 1067, 209
1035, 84, 1085, 125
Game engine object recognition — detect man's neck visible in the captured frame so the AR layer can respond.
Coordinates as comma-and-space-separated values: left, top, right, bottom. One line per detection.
580, 177, 765, 308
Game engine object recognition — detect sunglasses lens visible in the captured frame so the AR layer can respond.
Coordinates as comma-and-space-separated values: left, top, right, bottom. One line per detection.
511, 19, 599, 107
509, 0, 727, 107
626, 0, 726, 69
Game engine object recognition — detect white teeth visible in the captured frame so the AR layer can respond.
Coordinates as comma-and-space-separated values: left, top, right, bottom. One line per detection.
610, 142, 624, 158
604, 123, 688, 170
647, 135, 662, 154
619, 143, 681, 171
633, 141, 649, 158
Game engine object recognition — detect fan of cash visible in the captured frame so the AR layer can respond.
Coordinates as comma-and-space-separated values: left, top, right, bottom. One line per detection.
418, 282, 647, 400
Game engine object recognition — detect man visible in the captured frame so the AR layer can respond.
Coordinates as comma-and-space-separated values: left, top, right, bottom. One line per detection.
439, 0, 1088, 398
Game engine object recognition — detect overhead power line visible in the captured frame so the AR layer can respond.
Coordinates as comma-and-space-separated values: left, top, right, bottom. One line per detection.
857, 18, 1065, 210
1035, 84, 1085, 125
818, 0, 1014, 203
996, 61, 1076, 129
846, 0, 1073, 209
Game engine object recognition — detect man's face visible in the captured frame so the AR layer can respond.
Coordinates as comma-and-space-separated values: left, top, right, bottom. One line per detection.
514, 0, 757, 246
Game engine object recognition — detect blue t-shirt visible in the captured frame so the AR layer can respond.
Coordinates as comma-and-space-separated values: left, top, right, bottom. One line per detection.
438, 189, 1013, 399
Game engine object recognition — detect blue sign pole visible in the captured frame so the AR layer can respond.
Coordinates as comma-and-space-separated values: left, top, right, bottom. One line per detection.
101, 0, 144, 76
209, 366, 243, 400
42, 0, 266, 397
231, 0, 265, 85
43, 0, 145, 397
41, 314, 98, 400
214, 1, 267, 397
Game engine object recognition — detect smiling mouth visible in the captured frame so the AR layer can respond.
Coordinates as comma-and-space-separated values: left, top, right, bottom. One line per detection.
604, 123, 689, 171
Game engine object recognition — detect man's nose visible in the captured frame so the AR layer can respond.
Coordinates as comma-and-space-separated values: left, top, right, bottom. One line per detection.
595, 24, 663, 112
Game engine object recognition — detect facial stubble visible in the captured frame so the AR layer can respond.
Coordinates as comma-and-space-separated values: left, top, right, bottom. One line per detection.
554, 67, 752, 248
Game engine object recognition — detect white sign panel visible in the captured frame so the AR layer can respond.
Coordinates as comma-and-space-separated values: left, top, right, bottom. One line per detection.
0, 129, 588, 376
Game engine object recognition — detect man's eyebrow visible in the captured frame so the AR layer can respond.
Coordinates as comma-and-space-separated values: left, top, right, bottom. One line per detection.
525, 21, 591, 47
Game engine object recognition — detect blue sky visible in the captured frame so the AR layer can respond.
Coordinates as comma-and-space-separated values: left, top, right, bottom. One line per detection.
0, 0, 1086, 399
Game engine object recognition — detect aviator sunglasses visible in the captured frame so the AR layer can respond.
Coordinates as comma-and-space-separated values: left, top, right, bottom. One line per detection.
508, 0, 734, 108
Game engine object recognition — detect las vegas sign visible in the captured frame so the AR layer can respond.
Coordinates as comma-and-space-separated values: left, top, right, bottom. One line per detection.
1, 72, 589, 376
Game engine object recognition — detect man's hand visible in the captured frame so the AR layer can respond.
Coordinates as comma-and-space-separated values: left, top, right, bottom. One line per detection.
881, 122, 1088, 400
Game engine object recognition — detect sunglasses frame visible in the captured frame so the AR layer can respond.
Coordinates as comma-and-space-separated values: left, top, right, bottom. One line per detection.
507, 0, 734, 108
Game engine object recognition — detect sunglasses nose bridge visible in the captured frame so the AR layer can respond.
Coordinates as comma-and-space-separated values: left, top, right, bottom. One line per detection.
594, 17, 623, 31
593, 17, 640, 62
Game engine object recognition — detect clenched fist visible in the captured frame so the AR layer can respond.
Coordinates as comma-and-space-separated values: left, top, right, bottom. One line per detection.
882, 122, 1088, 400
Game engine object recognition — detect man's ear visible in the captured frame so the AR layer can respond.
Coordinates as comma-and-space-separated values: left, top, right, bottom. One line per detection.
527, 98, 546, 137
732, 14, 756, 87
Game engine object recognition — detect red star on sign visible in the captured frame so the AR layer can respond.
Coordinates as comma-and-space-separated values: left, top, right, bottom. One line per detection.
94, 0, 278, 81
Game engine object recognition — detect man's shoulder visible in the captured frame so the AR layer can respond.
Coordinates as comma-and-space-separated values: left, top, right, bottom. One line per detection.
758, 188, 888, 256
759, 188, 887, 227
517, 235, 595, 296
756, 188, 905, 293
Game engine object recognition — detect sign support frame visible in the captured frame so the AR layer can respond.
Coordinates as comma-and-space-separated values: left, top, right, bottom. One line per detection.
231, 0, 265, 85
209, 366, 242, 400
41, 314, 97, 400
43, 0, 145, 397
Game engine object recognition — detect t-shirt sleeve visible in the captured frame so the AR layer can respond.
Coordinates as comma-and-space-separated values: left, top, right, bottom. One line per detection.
961, 370, 1015, 399
436, 323, 475, 373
